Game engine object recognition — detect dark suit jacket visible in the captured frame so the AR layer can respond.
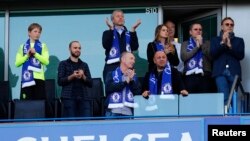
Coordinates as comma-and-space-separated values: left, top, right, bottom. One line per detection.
210, 36, 245, 79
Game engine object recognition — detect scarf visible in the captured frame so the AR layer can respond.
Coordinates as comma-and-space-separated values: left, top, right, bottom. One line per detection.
145, 62, 172, 111
21, 39, 42, 88
155, 41, 164, 51
149, 62, 172, 95
108, 67, 136, 109
106, 28, 131, 64
185, 37, 203, 75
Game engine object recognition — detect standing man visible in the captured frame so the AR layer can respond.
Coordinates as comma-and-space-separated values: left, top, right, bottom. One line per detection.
181, 22, 213, 93
211, 17, 245, 105
102, 9, 141, 82
165, 20, 184, 73
15, 23, 49, 100
58, 41, 93, 118
105, 52, 141, 117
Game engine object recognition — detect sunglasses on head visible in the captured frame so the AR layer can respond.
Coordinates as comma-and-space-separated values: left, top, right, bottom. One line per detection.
225, 23, 234, 27
193, 28, 202, 31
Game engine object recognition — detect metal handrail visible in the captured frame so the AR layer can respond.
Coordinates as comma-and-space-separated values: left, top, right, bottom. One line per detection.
238, 79, 250, 112
226, 75, 239, 113
225, 74, 250, 113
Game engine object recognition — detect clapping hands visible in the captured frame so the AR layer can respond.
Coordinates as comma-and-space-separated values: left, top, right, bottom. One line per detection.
131, 19, 141, 32
71, 69, 86, 80
105, 17, 114, 30
124, 69, 135, 83
105, 17, 141, 32
27, 48, 36, 57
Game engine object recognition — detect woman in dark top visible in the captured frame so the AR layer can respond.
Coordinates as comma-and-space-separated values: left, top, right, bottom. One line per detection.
147, 24, 179, 71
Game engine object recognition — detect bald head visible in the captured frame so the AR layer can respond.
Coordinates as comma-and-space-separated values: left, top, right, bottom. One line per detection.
120, 52, 135, 69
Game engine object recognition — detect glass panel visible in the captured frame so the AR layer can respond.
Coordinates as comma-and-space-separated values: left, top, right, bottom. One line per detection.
0, 12, 4, 81
9, 8, 158, 99
181, 15, 217, 42
134, 94, 179, 117
134, 93, 224, 117
179, 93, 224, 116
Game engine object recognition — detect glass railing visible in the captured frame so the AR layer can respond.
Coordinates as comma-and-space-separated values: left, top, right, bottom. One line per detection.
134, 93, 225, 118
0, 93, 245, 123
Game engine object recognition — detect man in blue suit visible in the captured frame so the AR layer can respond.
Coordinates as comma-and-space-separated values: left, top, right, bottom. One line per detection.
210, 17, 245, 105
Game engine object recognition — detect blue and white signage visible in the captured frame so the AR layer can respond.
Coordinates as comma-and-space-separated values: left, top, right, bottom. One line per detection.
0, 118, 203, 141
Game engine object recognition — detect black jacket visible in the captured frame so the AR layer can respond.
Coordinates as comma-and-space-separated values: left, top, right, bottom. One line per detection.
57, 58, 92, 98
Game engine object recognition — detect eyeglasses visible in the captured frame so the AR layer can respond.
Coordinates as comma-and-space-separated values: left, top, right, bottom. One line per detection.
193, 28, 202, 31
225, 23, 234, 27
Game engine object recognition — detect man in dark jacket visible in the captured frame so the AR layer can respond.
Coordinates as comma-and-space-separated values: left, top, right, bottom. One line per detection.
210, 17, 245, 105
105, 52, 141, 117
142, 51, 188, 98
102, 9, 141, 82
58, 41, 92, 118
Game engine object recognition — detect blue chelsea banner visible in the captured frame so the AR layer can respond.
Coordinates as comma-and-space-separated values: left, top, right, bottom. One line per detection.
0, 118, 204, 141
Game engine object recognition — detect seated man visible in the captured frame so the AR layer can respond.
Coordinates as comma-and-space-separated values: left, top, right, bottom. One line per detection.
105, 52, 141, 117
142, 51, 188, 98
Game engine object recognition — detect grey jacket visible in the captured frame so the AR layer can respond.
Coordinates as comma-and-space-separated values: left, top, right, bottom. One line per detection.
181, 39, 212, 74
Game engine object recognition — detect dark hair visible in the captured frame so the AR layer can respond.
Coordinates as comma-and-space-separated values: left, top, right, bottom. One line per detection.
164, 20, 175, 26
221, 17, 234, 25
69, 41, 80, 48
28, 23, 42, 32
189, 22, 202, 30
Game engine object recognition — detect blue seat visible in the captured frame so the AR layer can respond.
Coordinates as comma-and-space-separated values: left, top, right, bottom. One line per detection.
14, 100, 45, 119
85, 78, 105, 117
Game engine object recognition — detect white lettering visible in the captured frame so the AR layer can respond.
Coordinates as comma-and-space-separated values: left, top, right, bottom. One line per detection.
123, 134, 142, 141
99, 135, 108, 141
241, 131, 247, 136
18, 137, 36, 141
60, 136, 68, 141
180, 132, 192, 141
148, 133, 169, 141
212, 129, 218, 136
18, 135, 108, 141
41, 137, 49, 141
17, 133, 176, 141
212, 129, 247, 137
145, 8, 158, 14
74, 136, 94, 141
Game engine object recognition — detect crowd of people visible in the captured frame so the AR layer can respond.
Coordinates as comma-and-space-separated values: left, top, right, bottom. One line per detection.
15, 9, 245, 119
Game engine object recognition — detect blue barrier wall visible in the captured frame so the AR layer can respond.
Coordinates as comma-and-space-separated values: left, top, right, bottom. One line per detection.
0, 118, 204, 141
0, 116, 249, 141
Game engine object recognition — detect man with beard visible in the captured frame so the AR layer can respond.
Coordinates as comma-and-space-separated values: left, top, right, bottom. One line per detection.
58, 41, 93, 118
